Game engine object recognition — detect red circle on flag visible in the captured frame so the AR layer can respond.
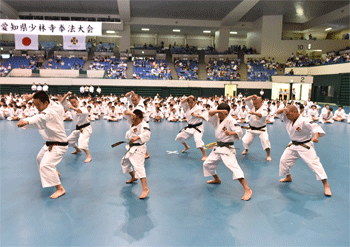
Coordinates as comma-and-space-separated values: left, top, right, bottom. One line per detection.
22, 37, 32, 46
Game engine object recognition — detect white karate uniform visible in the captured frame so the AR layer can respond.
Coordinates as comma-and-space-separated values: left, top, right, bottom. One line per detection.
334, 109, 346, 120
151, 111, 163, 120
167, 112, 179, 121
64, 111, 73, 121
319, 112, 334, 123
308, 108, 319, 121
242, 100, 271, 150
121, 119, 151, 179
175, 103, 208, 149
7, 108, 22, 120
106, 110, 119, 120
62, 101, 92, 150
203, 115, 244, 180
266, 112, 275, 123
229, 108, 239, 117
23, 101, 68, 188
279, 113, 328, 180
238, 109, 249, 123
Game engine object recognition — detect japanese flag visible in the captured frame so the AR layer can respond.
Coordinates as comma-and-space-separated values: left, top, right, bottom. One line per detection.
15, 34, 39, 50
63, 35, 86, 50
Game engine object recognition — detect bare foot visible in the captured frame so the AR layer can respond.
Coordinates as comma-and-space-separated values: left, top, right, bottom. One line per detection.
145, 154, 150, 159
280, 175, 292, 182
324, 186, 332, 197
84, 157, 92, 163
182, 145, 190, 153
57, 170, 61, 177
50, 188, 66, 199
139, 188, 150, 199
241, 189, 252, 201
266, 156, 272, 161
207, 178, 222, 184
201, 156, 207, 161
126, 178, 138, 184
72, 150, 81, 154
241, 149, 248, 155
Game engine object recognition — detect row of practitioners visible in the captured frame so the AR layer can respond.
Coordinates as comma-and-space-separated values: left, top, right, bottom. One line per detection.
9, 91, 336, 200
3, 93, 349, 125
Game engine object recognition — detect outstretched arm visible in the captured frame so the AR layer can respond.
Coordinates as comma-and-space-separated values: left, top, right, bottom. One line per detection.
245, 94, 258, 102
60, 91, 72, 104
180, 95, 194, 105
208, 109, 227, 117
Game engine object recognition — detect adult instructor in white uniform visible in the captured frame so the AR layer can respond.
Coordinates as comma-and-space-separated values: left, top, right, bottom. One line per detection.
277, 105, 331, 197
17, 91, 68, 199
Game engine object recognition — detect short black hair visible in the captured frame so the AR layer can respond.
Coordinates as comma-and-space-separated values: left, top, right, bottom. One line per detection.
69, 96, 78, 101
33, 91, 49, 104
300, 105, 304, 110
133, 109, 144, 119
329, 108, 333, 111
217, 103, 230, 112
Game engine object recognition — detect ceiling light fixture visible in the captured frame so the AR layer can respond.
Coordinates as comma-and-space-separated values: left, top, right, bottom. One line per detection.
106, 30, 115, 34
142, 28, 150, 31
203, 31, 211, 33
230, 31, 237, 34
173, 29, 181, 32
325, 27, 332, 31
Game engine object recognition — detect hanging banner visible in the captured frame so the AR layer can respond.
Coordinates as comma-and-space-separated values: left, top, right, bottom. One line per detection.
0, 19, 102, 36
15, 34, 39, 50
63, 35, 86, 50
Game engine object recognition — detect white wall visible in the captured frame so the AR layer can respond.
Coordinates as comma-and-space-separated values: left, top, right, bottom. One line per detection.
247, 17, 262, 53
229, 37, 247, 47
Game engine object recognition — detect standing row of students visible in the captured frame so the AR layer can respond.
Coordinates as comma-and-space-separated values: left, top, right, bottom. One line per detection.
1, 91, 348, 200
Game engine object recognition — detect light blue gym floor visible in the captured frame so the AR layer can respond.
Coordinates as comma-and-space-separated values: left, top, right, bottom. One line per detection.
1, 110, 349, 246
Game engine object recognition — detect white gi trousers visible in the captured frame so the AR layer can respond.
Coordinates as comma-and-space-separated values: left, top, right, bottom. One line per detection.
203, 147, 244, 180
36, 145, 68, 188
279, 141, 327, 180
67, 125, 92, 150
242, 129, 271, 150
175, 126, 205, 149
121, 145, 146, 179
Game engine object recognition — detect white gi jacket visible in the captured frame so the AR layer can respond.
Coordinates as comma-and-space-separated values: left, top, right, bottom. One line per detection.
125, 120, 151, 154
182, 103, 208, 134
245, 100, 268, 128
334, 109, 346, 119
23, 101, 68, 142
280, 113, 325, 142
208, 114, 243, 154
62, 101, 89, 126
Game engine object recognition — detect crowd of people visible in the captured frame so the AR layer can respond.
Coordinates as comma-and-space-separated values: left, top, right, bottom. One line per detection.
46, 56, 85, 70
285, 52, 350, 67
3, 90, 348, 200
206, 58, 241, 81
174, 57, 199, 80
133, 57, 171, 80
89, 55, 128, 79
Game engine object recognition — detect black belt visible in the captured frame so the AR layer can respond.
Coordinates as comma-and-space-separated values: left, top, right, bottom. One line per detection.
129, 143, 144, 147
182, 122, 203, 133
45, 141, 68, 151
249, 125, 266, 131
217, 141, 234, 147
286, 139, 311, 149
291, 139, 311, 145
76, 122, 90, 131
